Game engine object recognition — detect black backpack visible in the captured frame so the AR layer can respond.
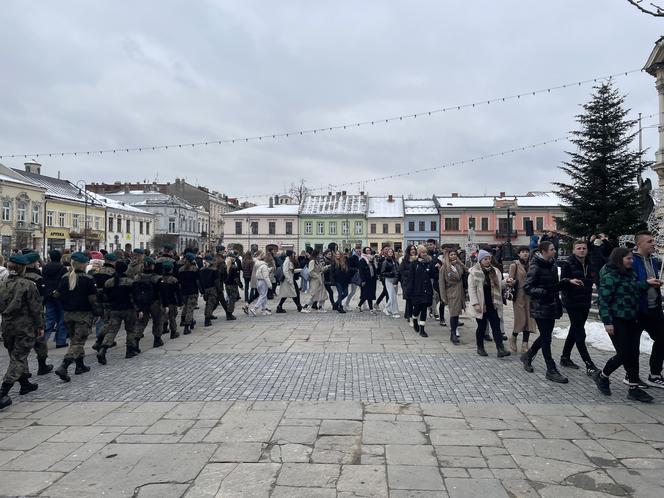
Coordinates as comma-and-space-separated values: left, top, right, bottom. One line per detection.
133, 274, 154, 309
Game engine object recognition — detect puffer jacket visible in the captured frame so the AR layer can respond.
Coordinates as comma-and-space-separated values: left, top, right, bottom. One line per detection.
254, 260, 271, 285
408, 256, 435, 306
381, 258, 399, 279
523, 253, 562, 320
599, 264, 649, 325
560, 256, 595, 310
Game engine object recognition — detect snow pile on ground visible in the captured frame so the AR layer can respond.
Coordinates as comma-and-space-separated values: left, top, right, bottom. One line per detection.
553, 322, 654, 355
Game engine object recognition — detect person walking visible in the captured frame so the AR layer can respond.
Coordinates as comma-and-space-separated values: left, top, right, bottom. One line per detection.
344, 246, 362, 309
276, 250, 303, 313
53, 252, 99, 382
439, 249, 466, 345
322, 250, 336, 309
22, 252, 52, 375
42, 250, 69, 349
90, 253, 117, 350
381, 248, 400, 318
332, 252, 353, 314
0, 254, 44, 409
399, 245, 417, 324
224, 252, 242, 320
133, 257, 166, 348
468, 249, 510, 357
178, 252, 201, 333
242, 251, 255, 302
375, 247, 390, 310
507, 247, 537, 353
249, 252, 272, 316
160, 260, 182, 338
200, 255, 220, 326
303, 250, 329, 312
559, 240, 599, 375
631, 231, 664, 389
592, 247, 659, 402
358, 247, 378, 313
408, 245, 436, 337
520, 241, 567, 383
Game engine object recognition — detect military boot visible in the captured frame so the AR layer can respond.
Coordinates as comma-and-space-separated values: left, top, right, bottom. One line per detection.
18, 374, 38, 395
0, 382, 13, 410
183, 325, 191, 335
204, 317, 212, 327
91, 337, 103, 351
74, 357, 91, 375
226, 313, 236, 321
125, 344, 138, 359
163, 322, 169, 335
37, 357, 53, 375
153, 336, 164, 348
419, 324, 428, 338
55, 358, 74, 382
96, 346, 108, 365
170, 328, 180, 339
191, 319, 197, 329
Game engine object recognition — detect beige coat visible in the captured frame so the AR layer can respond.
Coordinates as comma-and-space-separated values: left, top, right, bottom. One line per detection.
254, 260, 271, 286
439, 260, 466, 317
308, 259, 327, 303
508, 260, 537, 333
468, 263, 504, 319
277, 258, 299, 298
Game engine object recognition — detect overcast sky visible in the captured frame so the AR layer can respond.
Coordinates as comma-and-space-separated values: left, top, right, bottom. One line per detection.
1, 1, 662, 203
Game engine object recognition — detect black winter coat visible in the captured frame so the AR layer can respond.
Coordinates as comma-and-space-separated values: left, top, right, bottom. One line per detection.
399, 257, 415, 299
42, 262, 67, 301
178, 264, 201, 296
358, 258, 377, 300
408, 257, 436, 306
560, 256, 594, 310
380, 258, 399, 279
332, 262, 352, 286
524, 254, 562, 320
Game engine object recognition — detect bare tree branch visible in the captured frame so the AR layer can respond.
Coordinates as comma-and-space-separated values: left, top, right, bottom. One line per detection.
287, 179, 310, 204
627, 0, 664, 16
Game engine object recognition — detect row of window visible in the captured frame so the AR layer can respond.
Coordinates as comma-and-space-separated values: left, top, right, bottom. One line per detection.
303, 221, 363, 236
235, 221, 294, 236
108, 217, 150, 235
2, 200, 40, 224
168, 217, 207, 234
369, 223, 402, 235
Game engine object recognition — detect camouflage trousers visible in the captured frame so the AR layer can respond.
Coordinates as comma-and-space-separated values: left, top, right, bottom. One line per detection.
63, 311, 93, 360
203, 288, 218, 319
183, 294, 198, 325
2, 320, 36, 384
34, 335, 48, 360
101, 309, 138, 347
135, 301, 164, 338
167, 304, 178, 333
225, 285, 240, 314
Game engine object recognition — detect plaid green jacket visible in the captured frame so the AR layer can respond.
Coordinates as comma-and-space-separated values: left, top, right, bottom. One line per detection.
598, 265, 648, 325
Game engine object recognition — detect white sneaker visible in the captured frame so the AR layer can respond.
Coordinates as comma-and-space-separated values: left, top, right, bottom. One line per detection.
317, 308, 327, 313
383, 308, 390, 316
249, 307, 257, 317
261, 310, 272, 316
300, 308, 311, 313
646, 375, 664, 389
623, 375, 649, 389
392, 314, 400, 319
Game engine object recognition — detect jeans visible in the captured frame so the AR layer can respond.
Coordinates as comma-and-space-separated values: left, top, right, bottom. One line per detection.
562, 307, 594, 366
45, 300, 68, 346
475, 308, 504, 348
345, 284, 359, 307
529, 318, 556, 371
325, 284, 335, 308
637, 306, 664, 376
335, 283, 349, 310
602, 318, 641, 383
385, 278, 399, 315
243, 278, 251, 302
301, 276, 309, 293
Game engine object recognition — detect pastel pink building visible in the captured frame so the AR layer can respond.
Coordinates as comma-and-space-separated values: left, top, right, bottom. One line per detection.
434, 192, 564, 247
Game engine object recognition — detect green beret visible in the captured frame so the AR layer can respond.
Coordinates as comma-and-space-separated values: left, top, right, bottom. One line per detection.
163, 243, 176, 251
162, 260, 174, 270
21, 249, 35, 255
144, 257, 155, 265
104, 253, 118, 262
133, 248, 145, 254
203, 255, 214, 261
9, 254, 29, 265
24, 252, 40, 264
71, 252, 90, 263
184, 252, 195, 262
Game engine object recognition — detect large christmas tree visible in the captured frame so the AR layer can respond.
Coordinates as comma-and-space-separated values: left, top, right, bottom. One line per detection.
555, 81, 645, 239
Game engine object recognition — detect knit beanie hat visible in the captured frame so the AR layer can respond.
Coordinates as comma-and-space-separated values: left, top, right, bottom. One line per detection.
477, 249, 491, 262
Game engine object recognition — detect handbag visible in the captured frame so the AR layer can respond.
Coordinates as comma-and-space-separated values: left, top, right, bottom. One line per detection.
351, 269, 362, 286
504, 280, 518, 301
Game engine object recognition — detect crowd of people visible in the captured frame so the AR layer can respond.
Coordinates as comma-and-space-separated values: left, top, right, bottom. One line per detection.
0, 231, 663, 410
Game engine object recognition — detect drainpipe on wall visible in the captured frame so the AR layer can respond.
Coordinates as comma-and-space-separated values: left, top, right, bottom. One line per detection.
42, 198, 47, 256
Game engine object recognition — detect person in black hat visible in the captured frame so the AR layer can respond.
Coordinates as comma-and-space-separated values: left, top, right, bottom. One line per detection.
90, 253, 117, 351
178, 252, 201, 333
224, 253, 242, 320
160, 260, 183, 338
22, 252, 53, 375
132, 257, 166, 348
0, 254, 44, 410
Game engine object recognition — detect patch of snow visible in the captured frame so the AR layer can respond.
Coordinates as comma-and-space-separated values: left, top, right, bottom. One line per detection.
553, 321, 654, 355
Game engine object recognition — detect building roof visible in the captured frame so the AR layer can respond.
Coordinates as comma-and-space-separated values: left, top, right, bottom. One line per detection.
225, 204, 299, 216
13, 169, 96, 204
104, 191, 195, 210
87, 192, 153, 216
367, 196, 404, 218
404, 198, 438, 215
435, 192, 563, 209
300, 194, 367, 215
0, 164, 44, 188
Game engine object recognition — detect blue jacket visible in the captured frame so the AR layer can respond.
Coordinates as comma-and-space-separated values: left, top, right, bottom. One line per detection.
631, 251, 661, 313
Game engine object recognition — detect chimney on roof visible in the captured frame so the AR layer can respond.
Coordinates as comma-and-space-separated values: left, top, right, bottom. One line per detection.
269, 197, 274, 208
360, 191, 364, 196
342, 190, 347, 196
388, 194, 394, 202
328, 191, 332, 196
24, 161, 41, 175
451, 192, 459, 198
499, 191, 506, 198
274, 195, 279, 205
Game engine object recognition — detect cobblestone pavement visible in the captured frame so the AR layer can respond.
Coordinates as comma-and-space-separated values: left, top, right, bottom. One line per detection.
0, 294, 663, 496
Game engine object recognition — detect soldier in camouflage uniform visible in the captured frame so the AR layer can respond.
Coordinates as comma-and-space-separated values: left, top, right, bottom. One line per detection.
127, 248, 145, 278
224, 253, 242, 320
177, 252, 200, 334
161, 260, 182, 338
90, 253, 117, 350
97, 261, 140, 364
215, 250, 229, 315
53, 252, 100, 382
133, 257, 166, 348
22, 251, 52, 375
0, 254, 44, 410
199, 255, 219, 327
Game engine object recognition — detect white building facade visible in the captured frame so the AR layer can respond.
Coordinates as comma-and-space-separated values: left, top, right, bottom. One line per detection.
222, 203, 299, 253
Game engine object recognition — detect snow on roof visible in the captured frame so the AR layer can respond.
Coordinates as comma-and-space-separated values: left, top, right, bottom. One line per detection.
367, 196, 404, 218
404, 198, 438, 215
435, 192, 563, 209
300, 194, 367, 215
226, 204, 299, 216
13, 169, 95, 204
0, 172, 37, 187
87, 192, 153, 215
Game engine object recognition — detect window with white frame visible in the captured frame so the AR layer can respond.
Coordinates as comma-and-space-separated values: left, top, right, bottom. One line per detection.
17, 201, 26, 222
317, 221, 324, 235
46, 210, 54, 226
108, 217, 114, 232
329, 221, 337, 235
342, 221, 349, 235
95, 216, 100, 230
305, 221, 312, 235
169, 217, 176, 233
59, 212, 66, 227
72, 213, 80, 229
146, 222, 150, 235
139, 221, 143, 234
85, 215, 92, 229
2, 201, 10, 221
355, 221, 362, 235
32, 204, 40, 224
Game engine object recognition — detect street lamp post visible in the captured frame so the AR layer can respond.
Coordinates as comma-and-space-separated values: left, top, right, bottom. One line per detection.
75, 180, 89, 251
504, 207, 517, 261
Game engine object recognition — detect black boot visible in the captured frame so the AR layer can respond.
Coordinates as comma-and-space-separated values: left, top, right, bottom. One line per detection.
91, 337, 103, 351
450, 331, 460, 345
153, 336, 164, 348
37, 357, 53, 375
546, 369, 569, 384
18, 374, 38, 395
96, 346, 108, 365
55, 358, 74, 381
183, 325, 191, 335
560, 357, 580, 369
477, 346, 488, 356
520, 353, 534, 373
412, 318, 419, 333
170, 329, 180, 339
226, 313, 236, 321
204, 317, 212, 327
419, 324, 428, 337
0, 382, 13, 410
180, 316, 185, 326
163, 322, 169, 335
484, 333, 493, 342
276, 307, 286, 314
74, 357, 91, 375
211, 315, 218, 320
191, 319, 197, 329
125, 344, 138, 359
496, 345, 511, 358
